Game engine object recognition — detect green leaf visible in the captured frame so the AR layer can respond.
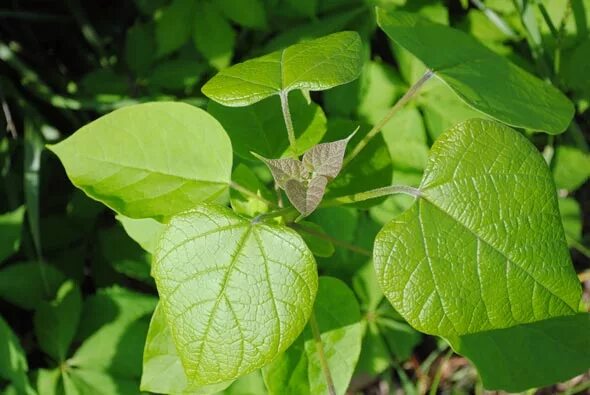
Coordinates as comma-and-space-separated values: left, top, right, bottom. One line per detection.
449, 314, 590, 392
0, 206, 25, 264
302, 132, 355, 178
71, 287, 157, 379
149, 59, 206, 91
154, 0, 196, 57
125, 22, 155, 75
263, 277, 362, 395
0, 262, 65, 310
380, 106, 428, 172
208, 92, 327, 159
193, 1, 235, 70
116, 215, 165, 255
374, 119, 581, 338
551, 145, 590, 191
285, 176, 328, 217
0, 315, 34, 394
216, 0, 267, 29
48, 102, 232, 221
34, 281, 82, 362
323, 120, 392, 204
153, 204, 318, 385
141, 303, 233, 394
202, 32, 362, 106
97, 225, 152, 284
416, 78, 487, 140
295, 221, 335, 258
559, 197, 582, 247
376, 9, 574, 134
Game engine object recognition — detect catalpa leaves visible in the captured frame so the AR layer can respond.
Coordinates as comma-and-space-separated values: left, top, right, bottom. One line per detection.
254, 132, 355, 216
202, 31, 363, 106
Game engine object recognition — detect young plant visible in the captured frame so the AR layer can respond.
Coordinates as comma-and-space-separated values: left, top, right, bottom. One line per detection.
49, 10, 590, 395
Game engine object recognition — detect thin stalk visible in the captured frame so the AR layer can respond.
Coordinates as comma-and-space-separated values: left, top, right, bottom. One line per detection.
229, 181, 275, 207
428, 348, 453, 395
324, 184, 421, 206
290, 223, 371, 256
252, 206, 296, 224
566, 235, 590, 260
470, 0, 518, 38
310, 313, 336, 395
344, 70, 433, 167
279, 91, 297, 154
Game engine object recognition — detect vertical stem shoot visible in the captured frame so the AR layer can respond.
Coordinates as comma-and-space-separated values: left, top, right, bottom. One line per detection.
279, 91, 297, 155
343, 69, 433, 167
310, 313, 337, 395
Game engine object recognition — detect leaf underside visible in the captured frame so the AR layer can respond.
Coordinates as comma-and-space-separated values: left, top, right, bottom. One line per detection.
153, 204, 318, 385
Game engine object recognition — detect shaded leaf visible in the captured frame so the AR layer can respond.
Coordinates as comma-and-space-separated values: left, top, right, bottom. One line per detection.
0, 206, 25, 264
0, 262, 65, 310
450, 314, 590, 392
377, 9, 574, 134
34, 281, 82, 362
0, 315, 34, 394
208, 91, 327, 159
154, 0, 195, 57
192, 1, 235, 70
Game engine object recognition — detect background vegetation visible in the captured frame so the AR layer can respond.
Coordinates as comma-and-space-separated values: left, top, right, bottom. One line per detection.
0, 0, 588, 394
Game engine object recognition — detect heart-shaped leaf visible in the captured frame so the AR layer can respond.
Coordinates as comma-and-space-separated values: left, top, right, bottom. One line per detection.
285, 176, 328, 216
374, 119, 581, 339
302, 131, 355, 178
48, 102, 232, 220
376, 9, 574, 134
153, 204, 318, 385
202, 31, 362, 106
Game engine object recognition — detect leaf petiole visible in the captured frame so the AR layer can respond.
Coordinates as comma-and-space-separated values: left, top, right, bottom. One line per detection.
229, 180, 276, 207
279, 91, 298, 156
310, 313, 337, 395
343, 69, 433, 167
323, 184, 421, 206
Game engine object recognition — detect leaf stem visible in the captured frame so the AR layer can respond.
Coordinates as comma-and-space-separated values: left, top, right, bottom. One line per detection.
323, 184, 421, 206
309, 313, 337, 395
343, 69, 433, 167
279, 91, 297, 155
290, 223, 371, 256
470, 0, 518, 38
229, 181, 276, 207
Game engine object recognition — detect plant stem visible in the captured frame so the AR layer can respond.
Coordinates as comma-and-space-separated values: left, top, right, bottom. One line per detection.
290, 223, 371, 256
309, 313, 337, 395
324, 184, 421, 206
229, 181, 276, 207
251, 206, 296, 224
470, 0, 518, 38
279, 91, 297, 155
343, 69, 433, 167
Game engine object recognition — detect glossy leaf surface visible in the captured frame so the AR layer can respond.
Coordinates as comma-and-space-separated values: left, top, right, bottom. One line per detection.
374, 119, 580, 338
377, 9, 574, 134
202, 32, 362, 106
